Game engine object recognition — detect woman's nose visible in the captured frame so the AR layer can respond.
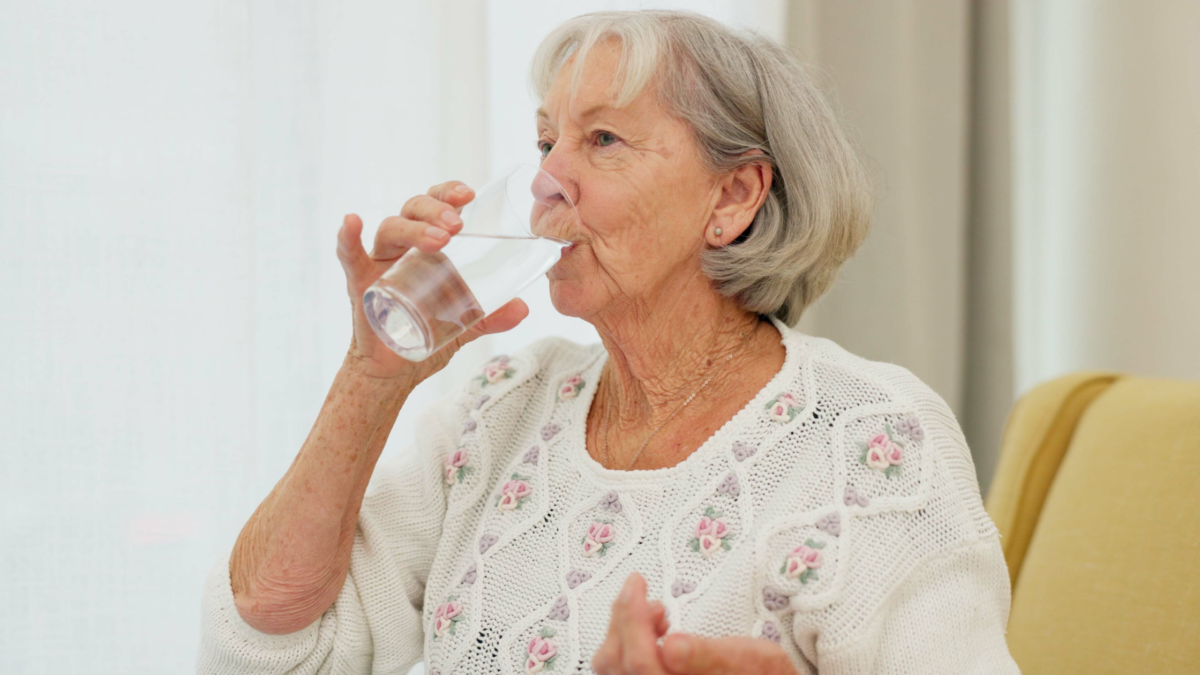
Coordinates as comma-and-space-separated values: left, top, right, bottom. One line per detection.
532, 144, 579, 207
531, 167, 574, 209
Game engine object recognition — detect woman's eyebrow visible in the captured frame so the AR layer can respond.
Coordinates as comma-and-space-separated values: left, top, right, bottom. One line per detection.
536, 103, 615, 129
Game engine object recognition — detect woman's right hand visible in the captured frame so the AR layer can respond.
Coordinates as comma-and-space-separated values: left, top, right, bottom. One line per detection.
336, 180, 529, 383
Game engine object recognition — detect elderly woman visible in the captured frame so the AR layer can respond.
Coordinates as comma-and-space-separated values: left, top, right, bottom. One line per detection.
199, 10, 1018, 675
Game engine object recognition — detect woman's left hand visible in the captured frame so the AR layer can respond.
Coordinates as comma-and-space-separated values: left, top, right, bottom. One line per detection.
593, 573, 798, 675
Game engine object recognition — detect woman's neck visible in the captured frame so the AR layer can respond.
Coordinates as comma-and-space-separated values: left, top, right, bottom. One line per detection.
590, 289, 771, 433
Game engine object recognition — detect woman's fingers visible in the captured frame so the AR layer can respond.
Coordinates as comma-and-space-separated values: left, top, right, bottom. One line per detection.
593, 577, 630, 675
427, 180, 475, 211
615, 574, 669, 675
661, 634, 796, 675
648, 600, 670, 637
591, 573, 674, 675
400, 194, 465, 235
370, 215, 450, 260
365, 180, 476, 264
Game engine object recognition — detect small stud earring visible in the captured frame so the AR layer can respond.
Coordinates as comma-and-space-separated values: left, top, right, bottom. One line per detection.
714, 227, 723, 237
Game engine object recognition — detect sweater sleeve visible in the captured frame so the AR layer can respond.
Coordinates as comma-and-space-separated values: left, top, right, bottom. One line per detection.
197, 391, 460, 675
794, 357, 1021, 674
810, 537, 1020, 674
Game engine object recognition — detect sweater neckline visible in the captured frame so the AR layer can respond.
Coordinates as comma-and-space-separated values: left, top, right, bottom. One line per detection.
563, 314, 804, 486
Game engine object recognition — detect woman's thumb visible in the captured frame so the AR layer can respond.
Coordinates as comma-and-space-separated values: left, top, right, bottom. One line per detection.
476, 298, 529, 336
457, 299, 529, 348
336, 214, 374, 282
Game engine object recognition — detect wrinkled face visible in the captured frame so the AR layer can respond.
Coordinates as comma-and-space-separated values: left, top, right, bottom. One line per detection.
536, 40, 722, 322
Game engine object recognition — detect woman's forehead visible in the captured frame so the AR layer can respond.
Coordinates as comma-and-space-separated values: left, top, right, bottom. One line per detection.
538, 60, 662, 131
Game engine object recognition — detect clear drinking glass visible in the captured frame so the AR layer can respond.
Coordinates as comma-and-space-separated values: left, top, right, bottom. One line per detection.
362, 164, 577, 362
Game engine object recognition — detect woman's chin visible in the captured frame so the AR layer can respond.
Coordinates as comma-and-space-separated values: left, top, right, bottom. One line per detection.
547, 279, 593, 319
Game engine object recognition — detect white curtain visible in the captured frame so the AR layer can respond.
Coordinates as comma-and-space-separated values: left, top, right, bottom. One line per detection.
0, 2, 783, 672
1012, 0, 1200, 393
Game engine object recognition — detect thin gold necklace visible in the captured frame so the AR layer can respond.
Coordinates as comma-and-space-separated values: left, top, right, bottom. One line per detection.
601, 324, 757, 471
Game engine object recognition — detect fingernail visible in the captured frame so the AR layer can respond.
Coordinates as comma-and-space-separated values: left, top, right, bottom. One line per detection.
441, 210, 462, 227
425, 226, 449, 241
454, 184, 471, 194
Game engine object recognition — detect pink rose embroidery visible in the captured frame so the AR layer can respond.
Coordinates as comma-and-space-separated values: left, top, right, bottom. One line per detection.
432, 597, 464, 638
558, 375, 585, 401
582, 521, 616, 557
765, 391, 802, 423
477, 357, 515, 386
782, 538, 826, 584
525, 628, 558, 674
689, 506, 733, 557
445, 448, 471, 485
858, 424, 905, 478
495, 473, 533, 511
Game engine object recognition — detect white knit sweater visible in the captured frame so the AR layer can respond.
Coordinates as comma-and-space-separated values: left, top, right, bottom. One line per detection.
198, 316, 1019, 674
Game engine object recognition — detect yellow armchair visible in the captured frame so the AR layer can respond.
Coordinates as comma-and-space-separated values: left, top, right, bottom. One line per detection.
986, 372, 1200, 674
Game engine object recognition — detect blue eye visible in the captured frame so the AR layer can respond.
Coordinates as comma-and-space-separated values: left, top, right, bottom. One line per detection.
539, 142, 553, 159
597, 132, 617, 147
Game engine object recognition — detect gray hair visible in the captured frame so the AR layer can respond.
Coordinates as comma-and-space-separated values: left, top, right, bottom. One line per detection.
531, 10, 873, 326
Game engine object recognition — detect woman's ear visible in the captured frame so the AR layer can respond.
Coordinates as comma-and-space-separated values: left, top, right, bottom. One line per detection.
707, 159, 773, 247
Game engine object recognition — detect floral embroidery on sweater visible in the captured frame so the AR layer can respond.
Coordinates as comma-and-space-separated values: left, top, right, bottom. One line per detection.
765, 391, 803, 423
815, 511, 841, 536
894, 414, 925, 441
547, 595, 569, 621
477, 356, 515, 386
732, 440, 757, 462
565, 569, 591, 589
844, 484, 869, 507
689, 506, 733, 556
600, 490, 622, 513
759, 620, 782, 643
671, 579, 697, 597
444, 448, 471, 485
479, 533, 498, 553
716, 472, 740, 498
461, 564, 477, 585
782, 539, 825, 584
432, 597, 463, 638
582, 521, 616, 557
496, 474, 533, 511
558, 375, 585, 401
541, 423, 561, 441
522, 446, 540, 464
858, 425, 905, 478
762, 586, 789, 611
462, 418, 477, 434
525, 628, 559, 673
